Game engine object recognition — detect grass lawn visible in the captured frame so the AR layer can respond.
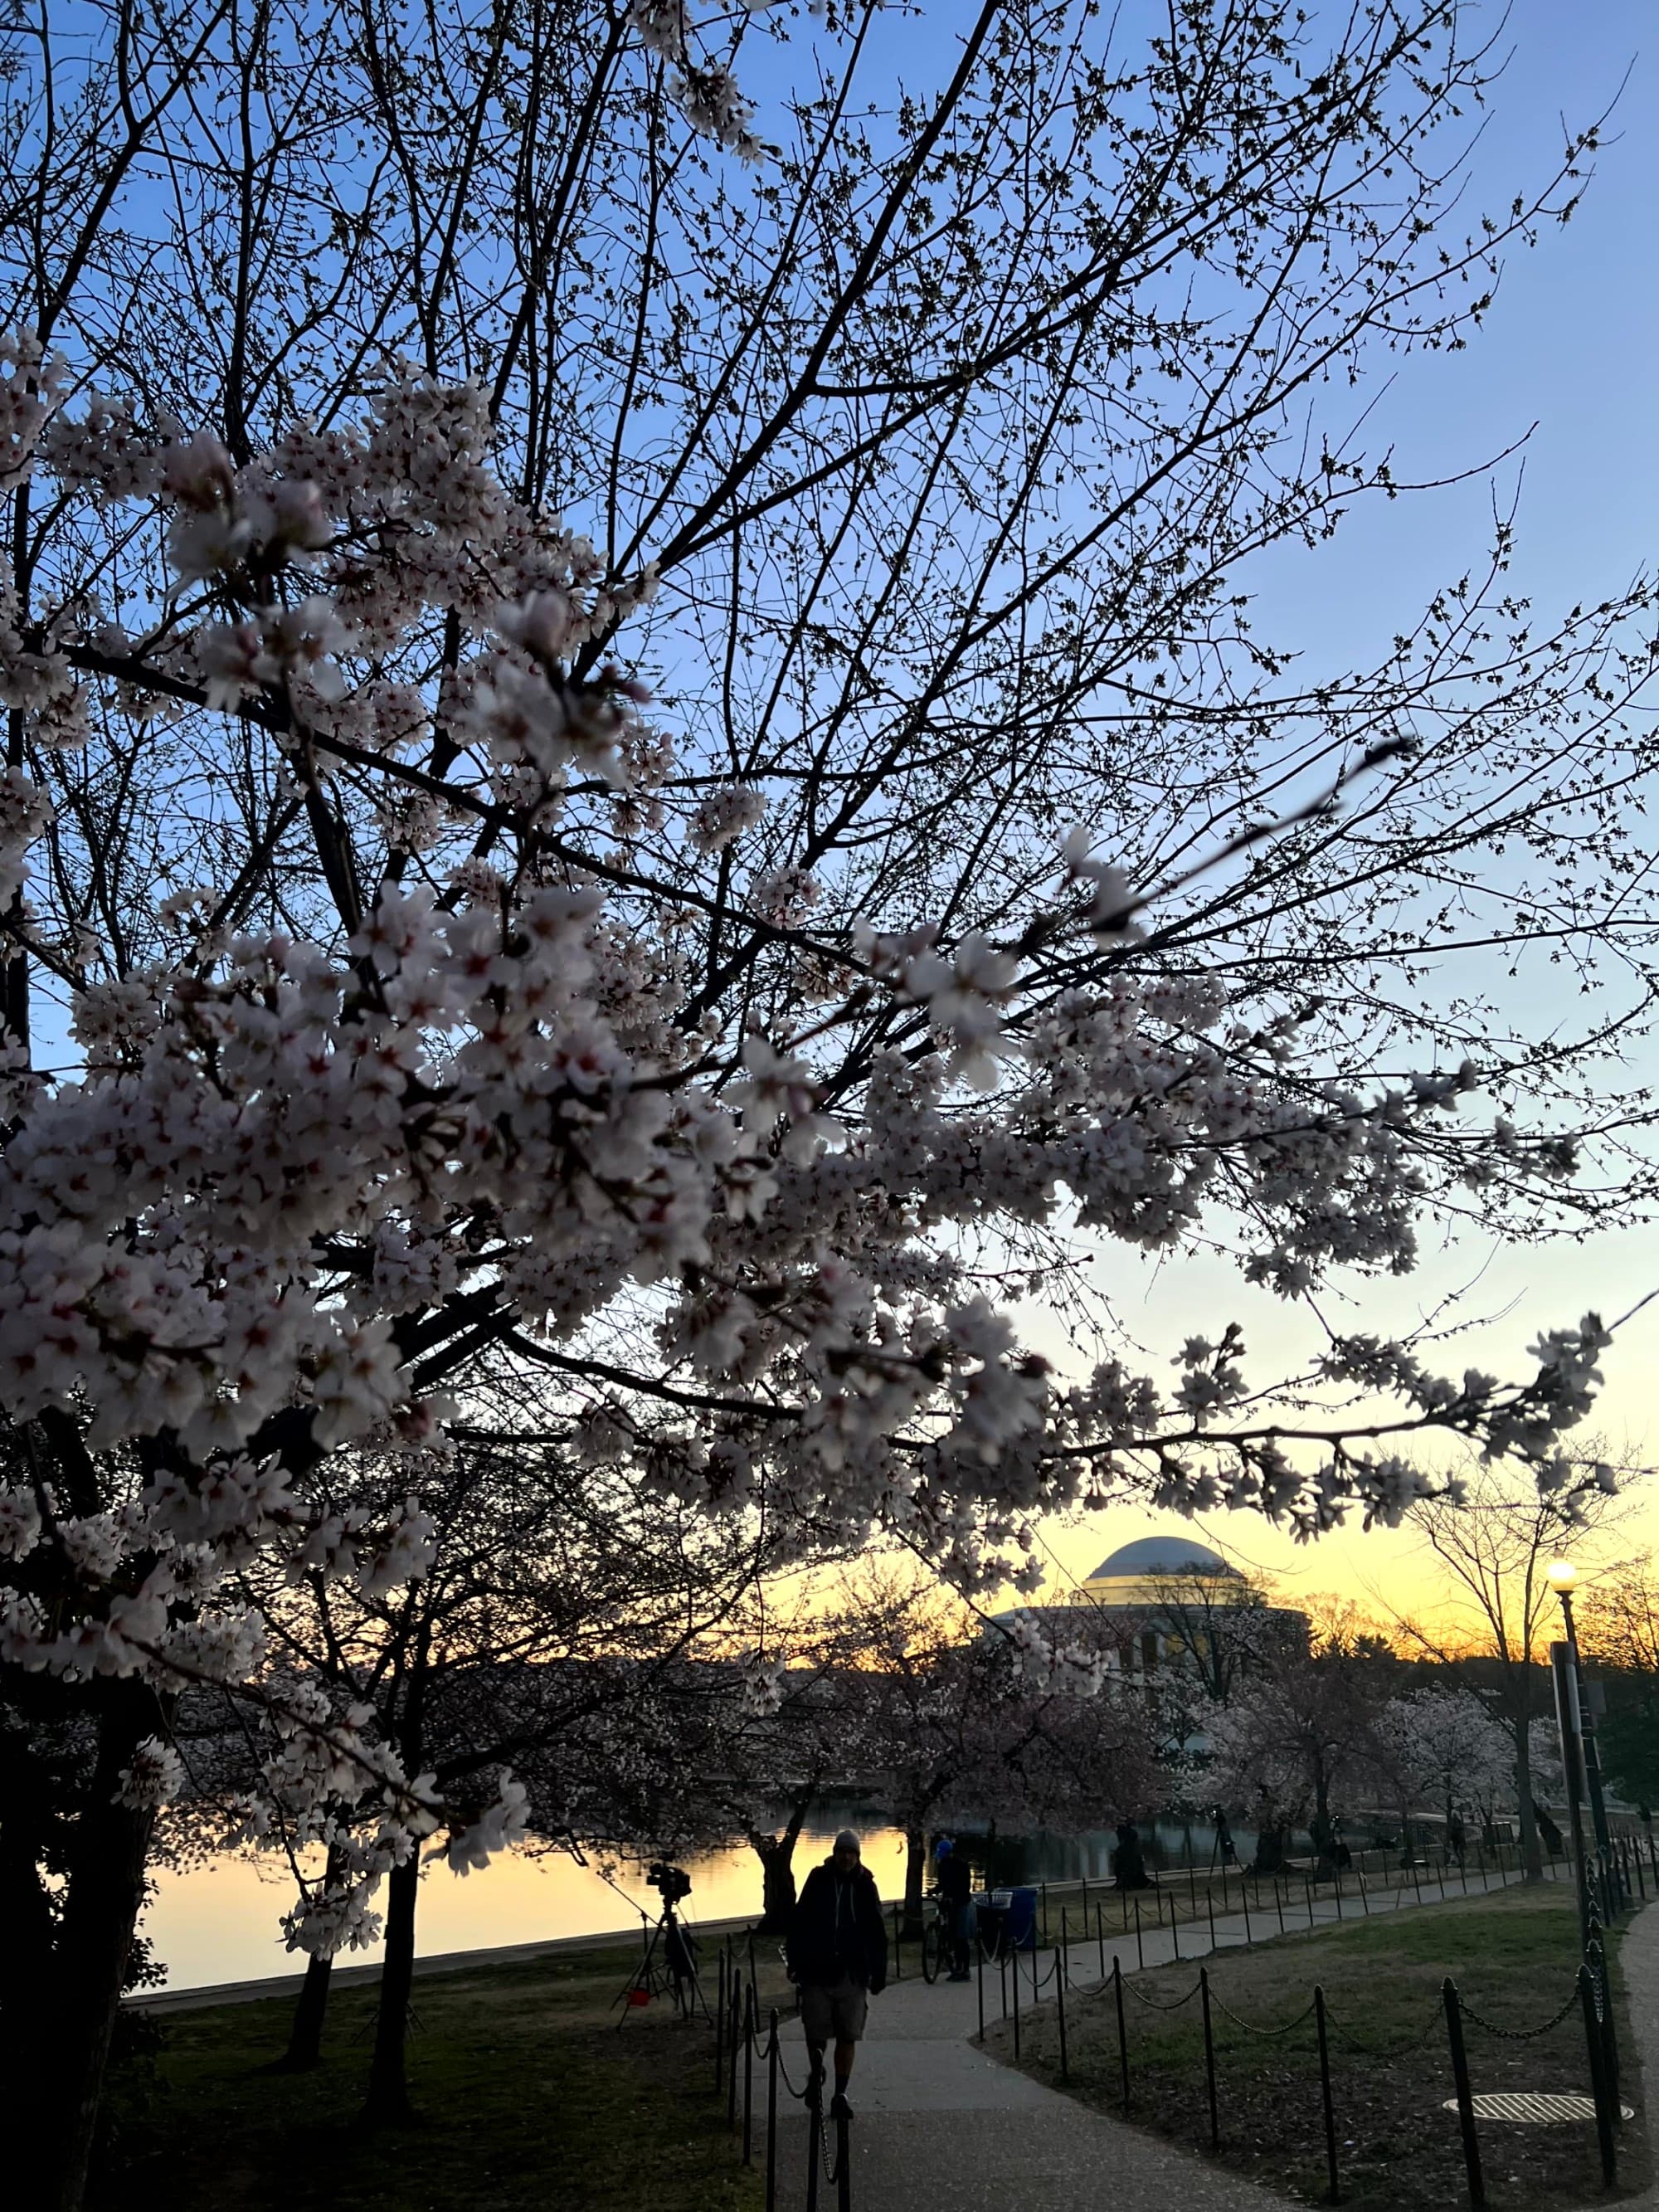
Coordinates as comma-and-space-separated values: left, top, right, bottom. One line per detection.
985, 1884, 1648, 2212
1005, 1844, 1603, 1962
95, 1939, 770, 2212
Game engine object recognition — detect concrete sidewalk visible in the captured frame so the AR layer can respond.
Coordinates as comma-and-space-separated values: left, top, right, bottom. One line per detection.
769, 1861, 1545, 2211
1585, 1896, 1657, 2210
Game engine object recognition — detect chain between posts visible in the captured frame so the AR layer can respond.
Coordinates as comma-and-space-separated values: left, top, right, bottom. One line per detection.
708, 1976, 864, 2212
1457, 1986, 1584, 2042
976, 1849, 1628, 2212
1209, 1990, 1318, 2038
704, 1827, 1642, 2212
1122, 1971, 1204, 2011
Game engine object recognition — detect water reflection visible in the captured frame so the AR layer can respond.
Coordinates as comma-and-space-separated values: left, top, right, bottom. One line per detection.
146, 1808, 1284, 1991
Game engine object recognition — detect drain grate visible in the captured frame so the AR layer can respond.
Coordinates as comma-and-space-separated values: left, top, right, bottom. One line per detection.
1441, 2093, 1636, 2125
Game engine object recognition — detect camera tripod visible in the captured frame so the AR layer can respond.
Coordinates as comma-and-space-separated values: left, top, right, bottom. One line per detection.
615, 1896, 709, 2024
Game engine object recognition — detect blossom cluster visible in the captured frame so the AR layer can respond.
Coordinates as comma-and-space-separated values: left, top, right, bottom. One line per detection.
0, 350, 1616, 1948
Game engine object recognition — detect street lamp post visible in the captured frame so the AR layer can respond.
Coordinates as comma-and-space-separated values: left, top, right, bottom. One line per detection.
1549, 1561, 1623, 2107
1550, 1630, 1593, 1952
1549, 1560, 1621, 1917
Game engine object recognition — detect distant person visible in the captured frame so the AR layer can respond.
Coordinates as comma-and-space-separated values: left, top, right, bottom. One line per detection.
1212, 1805, 1238, 1866
786, 1830, 888, 2119
1112, 1818, 1154, 1890
935, 1839, 975, 1981
1446, 1810, 1467, 1867
1533, 1800, 1565, 1856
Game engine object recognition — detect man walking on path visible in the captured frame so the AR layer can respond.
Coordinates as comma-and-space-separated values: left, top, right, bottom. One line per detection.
786, 1829, 888, 2118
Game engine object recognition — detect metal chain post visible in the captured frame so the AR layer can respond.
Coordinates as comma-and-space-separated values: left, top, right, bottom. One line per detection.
1134, 1893, 1144, 1971
976, 1922, 985, 2040
1579, 1964, 1618, 2189
805, 2078, 821, 2212
715, 1949, 727, 2090
727, 1972, 741, 2129
1315, 1985, 1339, 2204
1096, 1899, 1107, 1980
836, 2110, 852, 2212
1443, 1978, 1486, 2210
766, 2009, 780, 2212
742, 1983, 755, 2166
1113, 1956, 1130, 2109
1012, 1933, 1021, 2059
1588, 1934, 1620, 2102
1200, 1966, 1219, 2151
1055, 1943, 1069, 2080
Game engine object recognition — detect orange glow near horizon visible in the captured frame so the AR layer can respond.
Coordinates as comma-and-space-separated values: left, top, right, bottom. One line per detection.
1027, 1478, 1659, 1656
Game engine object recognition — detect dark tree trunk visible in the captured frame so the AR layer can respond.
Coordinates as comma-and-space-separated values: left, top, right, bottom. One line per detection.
1313, 1772, 1339, 1876
275, 1842, 350, 2069
1514, 1716, 1543, 1881
748, 1785, 816, 1935
0, 1735, 61, 2108
902, 1823, 927, 1937
362, 1850, 421, 2124
1251, 1824, 1287, 1878
751, 1834, 800, 1935
281, 1953, 336, 2073
36, 1683, 164, 2212
362, 1638, 428, 2126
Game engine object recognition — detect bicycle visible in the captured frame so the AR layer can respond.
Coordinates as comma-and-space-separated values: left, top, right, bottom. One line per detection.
920, 1895, 975, 1983
920, 1898, 948, 1984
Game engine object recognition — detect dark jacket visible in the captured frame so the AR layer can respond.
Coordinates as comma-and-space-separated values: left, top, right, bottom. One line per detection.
936, 1854, 971, 1906
786, 1859, 888, 1993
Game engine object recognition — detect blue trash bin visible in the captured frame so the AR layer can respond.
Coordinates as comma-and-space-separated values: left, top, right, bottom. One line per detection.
1005, 1884, 1038, 1952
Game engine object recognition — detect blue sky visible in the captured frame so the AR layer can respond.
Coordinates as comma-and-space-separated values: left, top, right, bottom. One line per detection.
999, 0, 1659, 1610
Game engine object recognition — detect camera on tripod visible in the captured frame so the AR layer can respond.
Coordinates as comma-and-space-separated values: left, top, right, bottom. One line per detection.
617, 1861, 704, 2024
647, 1861, 693, 1905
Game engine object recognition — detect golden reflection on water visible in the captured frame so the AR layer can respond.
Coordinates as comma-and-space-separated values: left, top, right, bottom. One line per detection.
145, 1820, 914, 1992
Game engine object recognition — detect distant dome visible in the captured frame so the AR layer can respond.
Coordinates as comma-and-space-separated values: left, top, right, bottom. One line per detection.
1087, 1535, 1239, 1581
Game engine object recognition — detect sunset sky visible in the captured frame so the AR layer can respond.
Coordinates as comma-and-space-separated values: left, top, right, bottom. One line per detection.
1015, 0, 1659, 1627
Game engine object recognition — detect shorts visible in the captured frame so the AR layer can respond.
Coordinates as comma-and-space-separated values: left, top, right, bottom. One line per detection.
799, 1975, 869, 2044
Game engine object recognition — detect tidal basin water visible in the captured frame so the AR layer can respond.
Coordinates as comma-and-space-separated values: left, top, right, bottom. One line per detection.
146, 1812, 1253, 1991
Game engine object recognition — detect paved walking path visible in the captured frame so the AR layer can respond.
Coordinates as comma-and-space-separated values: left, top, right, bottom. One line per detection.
1586, 1894, 1657, 2210
771, 1859, 1560, 2212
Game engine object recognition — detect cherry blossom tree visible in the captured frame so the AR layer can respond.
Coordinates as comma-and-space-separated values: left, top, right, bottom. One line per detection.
1370, 1683, 1514, 1842
1203, 1601, 1395, 1873
835, 1566, 1157, 1928
1583, 1558, 1659, 1814
0, 2, 1652, 2202
1392, 1462, 1624, 1883
225, 1411, 776, 2109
